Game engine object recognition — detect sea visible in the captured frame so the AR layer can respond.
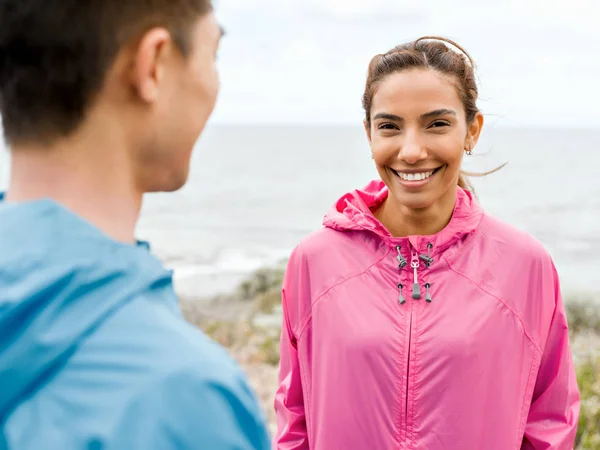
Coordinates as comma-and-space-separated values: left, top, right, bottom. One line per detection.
1, 124, 599, 301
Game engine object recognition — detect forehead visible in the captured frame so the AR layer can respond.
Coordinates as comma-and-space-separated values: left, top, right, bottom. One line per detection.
371, 69, 464, 117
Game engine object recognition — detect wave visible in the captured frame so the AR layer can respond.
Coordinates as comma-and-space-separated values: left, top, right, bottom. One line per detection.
166, 246, 291, 279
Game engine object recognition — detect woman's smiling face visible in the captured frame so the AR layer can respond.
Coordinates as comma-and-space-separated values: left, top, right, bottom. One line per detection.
366, 68, 482, 211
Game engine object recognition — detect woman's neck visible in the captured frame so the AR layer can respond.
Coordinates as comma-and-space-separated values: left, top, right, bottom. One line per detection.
374, 187, 457, 238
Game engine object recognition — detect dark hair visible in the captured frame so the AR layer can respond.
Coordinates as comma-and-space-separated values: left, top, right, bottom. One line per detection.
362, 36, 481, 191
0, 0, 213, 145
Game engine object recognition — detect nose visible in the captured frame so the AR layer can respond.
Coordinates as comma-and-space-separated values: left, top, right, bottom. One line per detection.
399, 131, 426, 164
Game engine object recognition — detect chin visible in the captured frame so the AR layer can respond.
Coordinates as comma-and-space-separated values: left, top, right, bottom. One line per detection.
139, 166, 190, 193
161, 170, 190, 192
159, 176, 189, 193
391, 190, 438, 210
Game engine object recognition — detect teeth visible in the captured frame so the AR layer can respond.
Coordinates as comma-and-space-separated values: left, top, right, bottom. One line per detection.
396, 170, 434, 181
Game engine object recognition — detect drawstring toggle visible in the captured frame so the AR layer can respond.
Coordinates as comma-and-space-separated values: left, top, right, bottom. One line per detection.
425, 283, 432, 303
396, 245, 408, 269
398, 284, 406, 305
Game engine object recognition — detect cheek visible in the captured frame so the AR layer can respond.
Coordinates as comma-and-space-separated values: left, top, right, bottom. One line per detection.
178, 59, 219, 134
439, 141, 465, 166
425, 133, 464, 163
195, 57, 219, 103
370, 136, 398, 165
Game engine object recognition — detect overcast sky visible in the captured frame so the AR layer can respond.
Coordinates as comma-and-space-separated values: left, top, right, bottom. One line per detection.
210, 0, 599, 128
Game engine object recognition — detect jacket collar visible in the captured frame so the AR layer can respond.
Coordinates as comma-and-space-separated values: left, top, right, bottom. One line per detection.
323, 179, 484, 256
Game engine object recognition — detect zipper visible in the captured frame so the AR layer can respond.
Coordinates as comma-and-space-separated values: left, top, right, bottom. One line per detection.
396, 243, 416, 446
404, 289, 414, 446
396, 241, 434, 447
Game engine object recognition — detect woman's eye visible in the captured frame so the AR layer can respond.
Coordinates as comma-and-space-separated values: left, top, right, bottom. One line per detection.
378, 123, 396, 130
430, 121, 450, 128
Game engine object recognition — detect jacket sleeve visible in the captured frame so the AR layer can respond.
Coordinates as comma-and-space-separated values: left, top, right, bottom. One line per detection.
110, 363, 272, 450
521, 264, 580, 449
273, 256, 310, 449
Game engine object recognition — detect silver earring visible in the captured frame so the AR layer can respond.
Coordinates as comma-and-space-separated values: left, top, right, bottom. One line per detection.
465, 147, 472, 155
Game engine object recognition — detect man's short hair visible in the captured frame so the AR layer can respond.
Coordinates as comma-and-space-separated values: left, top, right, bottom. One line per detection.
0, 0, 212, 145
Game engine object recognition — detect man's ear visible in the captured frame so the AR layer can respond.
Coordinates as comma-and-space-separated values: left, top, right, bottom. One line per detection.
129, 28, 172, 103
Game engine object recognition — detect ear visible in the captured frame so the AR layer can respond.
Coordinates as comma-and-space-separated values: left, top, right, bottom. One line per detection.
363, 119, 372, 144
465, 111, 484, 150
129, 28, 173, 103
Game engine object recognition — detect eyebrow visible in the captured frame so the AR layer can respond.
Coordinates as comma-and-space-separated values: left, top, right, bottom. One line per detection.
422, 108, 456, 119
372, 109, 457, 122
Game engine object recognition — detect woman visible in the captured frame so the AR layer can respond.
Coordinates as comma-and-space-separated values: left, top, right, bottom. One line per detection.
273, 37, 580, 450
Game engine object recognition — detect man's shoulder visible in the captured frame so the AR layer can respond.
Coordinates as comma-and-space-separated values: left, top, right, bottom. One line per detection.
108, 357, 271, 449
91, 291, 243, 377
86, 296, 270, 449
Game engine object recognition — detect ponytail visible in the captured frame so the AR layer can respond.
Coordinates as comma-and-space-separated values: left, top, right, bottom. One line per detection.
458, 173, 474, 194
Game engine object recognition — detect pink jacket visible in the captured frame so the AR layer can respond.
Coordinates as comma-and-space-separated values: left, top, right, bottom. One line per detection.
274, 180, 580, 450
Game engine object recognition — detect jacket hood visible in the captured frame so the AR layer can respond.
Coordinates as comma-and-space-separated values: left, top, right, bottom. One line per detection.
323, 179, 484, 255
0, 194, 174, 422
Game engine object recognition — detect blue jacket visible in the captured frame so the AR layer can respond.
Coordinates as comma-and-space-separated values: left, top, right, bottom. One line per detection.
0, 195, 271, 449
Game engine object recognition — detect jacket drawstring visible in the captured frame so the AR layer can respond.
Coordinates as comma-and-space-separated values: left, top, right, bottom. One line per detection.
398, 284, 406, 305
397, 243, 434, 304
421, 243, 433, 303
419, 243, 434, 267
396, 246, 408, 305
424, 283, 432, 303
396, 245, 408, 269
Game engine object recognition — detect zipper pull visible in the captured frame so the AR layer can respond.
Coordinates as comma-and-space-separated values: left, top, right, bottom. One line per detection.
411, 253, 421, 299
396, 245, 407, 269
398, 284, 406, 305
425, 283, 432, 303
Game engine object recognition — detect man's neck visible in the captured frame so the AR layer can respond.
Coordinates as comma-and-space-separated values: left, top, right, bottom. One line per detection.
6, 136, 142, 244
375, 188, 457, 238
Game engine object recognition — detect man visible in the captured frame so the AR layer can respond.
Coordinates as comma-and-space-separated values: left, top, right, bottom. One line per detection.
0, 0, 271, 448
